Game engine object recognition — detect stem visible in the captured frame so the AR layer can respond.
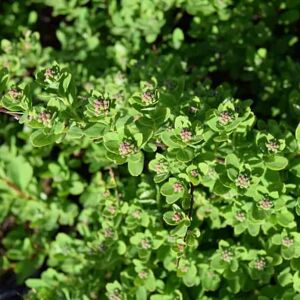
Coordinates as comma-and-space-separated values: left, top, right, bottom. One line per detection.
186, 184, 195, 225
183, 183, 195, 242
108, 167, 120, 205
0, 108, 22, 120
176, 183, 195, 268
0, 177, 36, 201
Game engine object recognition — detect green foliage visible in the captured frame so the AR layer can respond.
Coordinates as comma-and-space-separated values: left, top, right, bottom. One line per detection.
0, 0, 300, 299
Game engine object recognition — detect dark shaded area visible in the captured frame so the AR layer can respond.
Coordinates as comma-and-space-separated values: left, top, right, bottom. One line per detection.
0, 216, 16, 253
0, 256, 51, 300
0, 270, 26, 300
34, 6, 64, 49
157, 9, 197, 46
198, 223, 236, 251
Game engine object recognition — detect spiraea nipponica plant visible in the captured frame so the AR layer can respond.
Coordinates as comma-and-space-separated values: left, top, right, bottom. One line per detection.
1, 1, 300, 299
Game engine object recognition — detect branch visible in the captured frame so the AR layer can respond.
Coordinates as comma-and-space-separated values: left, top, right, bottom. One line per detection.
183, 183, 195, 242
176, 183, 195, 268
0, 177, 36, 201
187, 184, 195, 222
0, 108, 22, 120
108, 166, 120, 204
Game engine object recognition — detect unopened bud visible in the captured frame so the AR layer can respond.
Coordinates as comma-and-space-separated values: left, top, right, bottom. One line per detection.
259, 198, 273, 210
173, 182, 184, 193
221, 250, 233, 262
236, 174, 250, 189
254, 258, 266, 271
265, 140, 279, 153
172, 212, 182, 222
180, 128, 192, 142
218, 111, 233, 125
119, 141, 135, 157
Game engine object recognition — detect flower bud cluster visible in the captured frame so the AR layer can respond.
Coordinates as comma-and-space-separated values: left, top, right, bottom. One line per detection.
119, 141, 135, 157
235, 211, 246, 222
141, 90, 155, 104
38, 112, 51, 126
138, 271, 148, 279
235, 174, 250, 189
108, 289, 121, 300
155, 161, 168, 174
221, 250, 233, 262
44, 68, 55, 80
282, 237, 294, 247
218, 111, 233, 125
94, 98, 109, 115
265, 140, 279, 153
254, 258, 266, 271
132, 210, 142, 219
172, 212, 182, 222
180, 128, 192, 142
140, 238, 151, 250
8, 88, 23, 100
190, 169, 199, 177
259, 198, 273, 210
173, 182, 184, 193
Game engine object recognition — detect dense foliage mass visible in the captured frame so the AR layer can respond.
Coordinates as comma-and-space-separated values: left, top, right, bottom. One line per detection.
1, 1, 300, 299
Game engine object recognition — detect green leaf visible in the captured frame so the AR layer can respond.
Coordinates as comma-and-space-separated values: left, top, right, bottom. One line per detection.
227, 167, 239, 181
282, 245, 296, 260
69, 181, 84, 195
145, 272, 156, 291
234, 223, 247, 235
128, 152, 144, 176
170, 221, 189, 237
154, 173, 169, 183
265, 156, 288, 170
117, 241, 127, 255
293, 272, 300, 292
226, 153, 242, 179
296, 123, 300, 142
277, 209, 295, 227
278, 268, 293, 287
166, 194, 182, 204
198, 162, 209, 174
0, 68, 9, 93
227, 276, 241, 294
106, 151, 126, 164
30, 130, 60, 147
62, 73, 72, 93
151, 107, 170, 126
67, 126, 83, 139
6, 157, 33, 190
213, 180, 230, 195
211, 255, 224, 270
271, 234, 282, 245
104, 140, 120, 154
161, 132, 180, 148
163, 211, 182, 226
176, 148, 193, 162
183, 265, 197, 287
247, 223, 260, 236
136, 286, 147, 300
161, 182, 174, 196
172, 28, 184, 49
225, 153, 240, 169
26, 278, 49, 289
200, 265, 220, 291
85, 123, 107, 138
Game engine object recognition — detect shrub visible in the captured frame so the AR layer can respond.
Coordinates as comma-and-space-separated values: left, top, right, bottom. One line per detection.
1, 1, 300, 299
